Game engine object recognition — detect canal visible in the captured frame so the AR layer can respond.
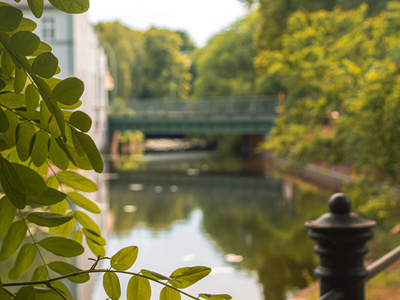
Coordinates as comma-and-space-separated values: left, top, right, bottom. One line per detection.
92, 151, 333, 300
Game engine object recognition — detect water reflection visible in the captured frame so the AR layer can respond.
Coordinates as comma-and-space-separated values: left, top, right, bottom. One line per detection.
96, 154, 331, 300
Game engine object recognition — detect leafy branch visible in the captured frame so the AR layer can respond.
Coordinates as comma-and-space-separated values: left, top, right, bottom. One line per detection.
1, 246, 231, 300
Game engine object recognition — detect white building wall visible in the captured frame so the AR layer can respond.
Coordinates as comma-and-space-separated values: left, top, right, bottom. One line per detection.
73, 13, 109, 151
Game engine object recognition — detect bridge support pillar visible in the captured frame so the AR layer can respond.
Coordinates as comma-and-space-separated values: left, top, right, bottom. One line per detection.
305, 193, 376, 300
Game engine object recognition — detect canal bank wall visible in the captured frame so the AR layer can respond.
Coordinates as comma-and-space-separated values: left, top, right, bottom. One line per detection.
261, 152, 353, 191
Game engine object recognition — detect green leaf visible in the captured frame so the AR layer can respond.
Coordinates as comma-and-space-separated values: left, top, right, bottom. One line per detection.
14, 67, 27, 94
29, 161, 49, 179
28, 0, 44, 18
0, 196, 16, 238
0, 220, 27, 261
75, 211, 101, 235
51, 281, 73, 300
67, 192, 100, 213
48, 261, 90, 283
33, 75, 66, 141
0, 78, 6, 91
3, 109, 18, 147
11, 162, 47, 192
40, 101, 51, 129
0, 5, 23, 32
103, 272, 121, 300
0, 91, 25, 109
75, 132, 104, 173
160, 286, 181, 300
8, 243, 37, 280
27, 188, 66, 205
27, 212, 74, 227
71, 229, 83, 244
127, 276, 151, 300
140, 269, 175, 282
48, 0, 90, 14
9, 50, 31, 70
46, 175, 60, 189
0, 289, 12, 300
0, 107, 9, 132
33, 288, 65, 300
58, 171, 97, 192
71, 129, 85, 156
169, 266, 211, 289
50, 198, 68, 215
67, 145, 93, 170
1, 48, 14, 79
199, 294, 232, 300
86, 236, 106, 257
16, 121, 36, 161
55, 215, 75, 238
31, 265, 48, 282
51, 77, 84, 105
32, 52, 58, 78
0, 155, 26, 209
9, 31, 40, 56
48, 137, 69, 170
110, 246, 139, 271
48, 116, 61, 138
11, 17, 37, 33
14, 286, 36, 300
25, 84, 40, 113
33, 41, 52, 56
69, 111, 92, 132
31, 130, 49, 167
38, 237, 84, 257
83, 228, 106, 246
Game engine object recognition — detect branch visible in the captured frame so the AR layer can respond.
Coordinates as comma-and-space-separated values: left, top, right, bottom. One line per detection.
2, 269, 201, 300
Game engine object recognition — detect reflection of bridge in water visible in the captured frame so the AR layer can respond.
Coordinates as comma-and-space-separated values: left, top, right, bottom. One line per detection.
108, 96, 279, 134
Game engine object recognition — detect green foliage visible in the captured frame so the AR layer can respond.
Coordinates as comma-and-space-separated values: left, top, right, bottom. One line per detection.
0, 1, 229, 299
255, 0, 397, 50
95, 22, 192, 100
169, 266, 211, 289
256, 4, 400, 211
103, 272, 121, 300
192, 12, 259, 97
110, 246, 139, 271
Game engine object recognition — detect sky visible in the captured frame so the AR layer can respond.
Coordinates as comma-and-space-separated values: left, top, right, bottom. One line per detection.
88, 0, 248, 47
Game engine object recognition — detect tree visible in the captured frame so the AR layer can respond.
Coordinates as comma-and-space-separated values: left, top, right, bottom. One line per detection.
256, 3, 400, 217
140, 28, 192, 99
96, 23, 192, 100
95, 22, 144, 100
192, 12, 259, 97
0, 1, 230, 299
174, 30, 196, 54
255, 0, 397, 50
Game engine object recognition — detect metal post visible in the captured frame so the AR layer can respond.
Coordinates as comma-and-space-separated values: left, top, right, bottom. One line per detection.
305, 193, 376, 300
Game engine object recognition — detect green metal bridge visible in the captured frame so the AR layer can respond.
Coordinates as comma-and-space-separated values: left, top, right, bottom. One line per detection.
108, 96, 279, 134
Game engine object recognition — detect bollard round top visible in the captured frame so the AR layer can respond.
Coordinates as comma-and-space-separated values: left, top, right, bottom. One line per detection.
304, 193, 376, 230
329, 193, 351, 214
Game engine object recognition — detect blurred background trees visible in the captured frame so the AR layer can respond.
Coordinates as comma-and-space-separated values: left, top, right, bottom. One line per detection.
97, 0, 400, 218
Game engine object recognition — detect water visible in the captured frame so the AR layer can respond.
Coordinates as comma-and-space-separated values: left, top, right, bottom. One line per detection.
93, 152, 332, 300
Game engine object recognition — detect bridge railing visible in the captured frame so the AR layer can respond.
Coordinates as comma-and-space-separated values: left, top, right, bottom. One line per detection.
306, 193, 400, 300
109, 96, 280, 118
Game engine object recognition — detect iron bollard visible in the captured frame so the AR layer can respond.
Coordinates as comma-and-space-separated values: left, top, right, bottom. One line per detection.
305, 193, 376, 300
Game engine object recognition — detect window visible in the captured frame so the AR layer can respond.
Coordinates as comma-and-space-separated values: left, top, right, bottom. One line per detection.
43, 17, 55, 40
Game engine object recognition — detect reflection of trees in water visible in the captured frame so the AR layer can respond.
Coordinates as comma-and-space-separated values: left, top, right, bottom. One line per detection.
199, 185, 328, 300
110, 181, 195, 235
109, 173, 328, 300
